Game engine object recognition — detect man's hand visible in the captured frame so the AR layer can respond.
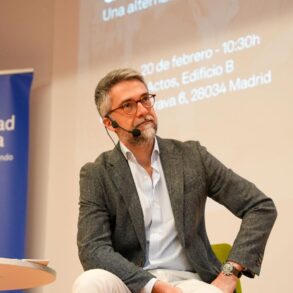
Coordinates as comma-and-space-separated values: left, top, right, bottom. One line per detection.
211, 260, 243, 293
152, 280, 182, 293
211, 273, 238, 293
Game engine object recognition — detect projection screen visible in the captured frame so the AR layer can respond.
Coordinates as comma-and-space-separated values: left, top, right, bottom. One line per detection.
76, 0, 293, 204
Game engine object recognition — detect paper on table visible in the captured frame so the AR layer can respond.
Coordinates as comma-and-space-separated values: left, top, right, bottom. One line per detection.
22, 259, 50, 266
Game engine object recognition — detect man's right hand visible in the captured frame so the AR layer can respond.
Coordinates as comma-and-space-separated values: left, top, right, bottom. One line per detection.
152, 280, 182, 293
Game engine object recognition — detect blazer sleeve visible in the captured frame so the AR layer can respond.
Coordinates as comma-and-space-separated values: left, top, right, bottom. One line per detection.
77, 162, 154, 293
196, 142, 277, 277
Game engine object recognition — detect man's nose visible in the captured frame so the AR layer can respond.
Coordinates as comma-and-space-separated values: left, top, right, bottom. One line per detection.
136, 101, 149, 116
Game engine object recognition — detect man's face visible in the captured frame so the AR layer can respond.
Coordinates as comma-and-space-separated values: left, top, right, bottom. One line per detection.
104, 79, 158, 146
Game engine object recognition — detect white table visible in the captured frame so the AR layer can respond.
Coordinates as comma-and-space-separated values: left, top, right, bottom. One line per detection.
0, 258, 56, 290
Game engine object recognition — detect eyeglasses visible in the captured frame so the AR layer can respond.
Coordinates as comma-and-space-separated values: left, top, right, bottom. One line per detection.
107, 94, 156, 116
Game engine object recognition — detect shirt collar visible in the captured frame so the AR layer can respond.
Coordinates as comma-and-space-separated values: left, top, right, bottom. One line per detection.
120, 138, 160, 163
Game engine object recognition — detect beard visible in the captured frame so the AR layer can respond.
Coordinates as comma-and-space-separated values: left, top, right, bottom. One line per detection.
129, 122, 158, 146
118, 115, 158, 146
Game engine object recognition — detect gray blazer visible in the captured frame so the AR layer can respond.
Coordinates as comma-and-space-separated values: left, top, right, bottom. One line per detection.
77, 137, 277, 293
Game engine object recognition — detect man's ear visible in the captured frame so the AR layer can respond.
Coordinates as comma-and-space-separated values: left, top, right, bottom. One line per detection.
103, 116, 116, 132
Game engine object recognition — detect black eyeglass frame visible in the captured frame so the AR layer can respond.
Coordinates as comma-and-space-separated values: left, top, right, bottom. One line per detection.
106, 93, 156, 116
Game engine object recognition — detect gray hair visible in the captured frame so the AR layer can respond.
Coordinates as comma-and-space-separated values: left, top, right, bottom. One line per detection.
94, 68, 147, 117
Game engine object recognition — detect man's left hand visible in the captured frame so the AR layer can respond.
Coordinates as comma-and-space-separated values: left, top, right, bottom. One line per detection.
211, 273, 238, 293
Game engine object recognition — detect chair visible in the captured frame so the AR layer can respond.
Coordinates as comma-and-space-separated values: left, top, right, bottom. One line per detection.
211, 243, 242, 293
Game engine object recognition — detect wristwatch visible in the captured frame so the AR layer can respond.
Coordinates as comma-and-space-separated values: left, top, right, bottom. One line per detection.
221, 262, 242, 278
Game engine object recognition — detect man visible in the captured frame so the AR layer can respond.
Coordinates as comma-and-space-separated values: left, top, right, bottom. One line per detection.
73, 68, 277, 293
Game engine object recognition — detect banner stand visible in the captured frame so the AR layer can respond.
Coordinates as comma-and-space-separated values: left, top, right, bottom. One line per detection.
0, 69, 34, 293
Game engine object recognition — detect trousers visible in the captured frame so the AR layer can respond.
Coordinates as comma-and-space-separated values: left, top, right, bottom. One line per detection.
72, 269, 223, 293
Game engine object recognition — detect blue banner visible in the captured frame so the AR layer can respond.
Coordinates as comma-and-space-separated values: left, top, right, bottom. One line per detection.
0, 70, 33, 292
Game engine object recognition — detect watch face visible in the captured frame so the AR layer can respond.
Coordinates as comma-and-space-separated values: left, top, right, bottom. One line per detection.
222, 262, 234, 275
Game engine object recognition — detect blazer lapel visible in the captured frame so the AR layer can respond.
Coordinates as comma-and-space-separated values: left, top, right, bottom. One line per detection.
157, 137, 185, 247
108, 146, 146, 252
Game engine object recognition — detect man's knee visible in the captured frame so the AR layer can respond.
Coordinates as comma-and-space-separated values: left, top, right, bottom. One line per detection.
73, 269, 130, 293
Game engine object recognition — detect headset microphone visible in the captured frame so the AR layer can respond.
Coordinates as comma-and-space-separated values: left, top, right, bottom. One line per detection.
107, 116, 141, 138
131, 128, 141, 138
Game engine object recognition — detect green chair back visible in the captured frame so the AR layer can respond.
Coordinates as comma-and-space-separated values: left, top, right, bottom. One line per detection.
211, 243, 242, 293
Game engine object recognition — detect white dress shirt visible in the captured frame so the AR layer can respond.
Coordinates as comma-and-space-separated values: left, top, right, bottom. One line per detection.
120, 139, 193, 292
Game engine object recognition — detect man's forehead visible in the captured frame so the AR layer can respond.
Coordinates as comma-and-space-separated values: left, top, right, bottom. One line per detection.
109, 80, 148, 103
